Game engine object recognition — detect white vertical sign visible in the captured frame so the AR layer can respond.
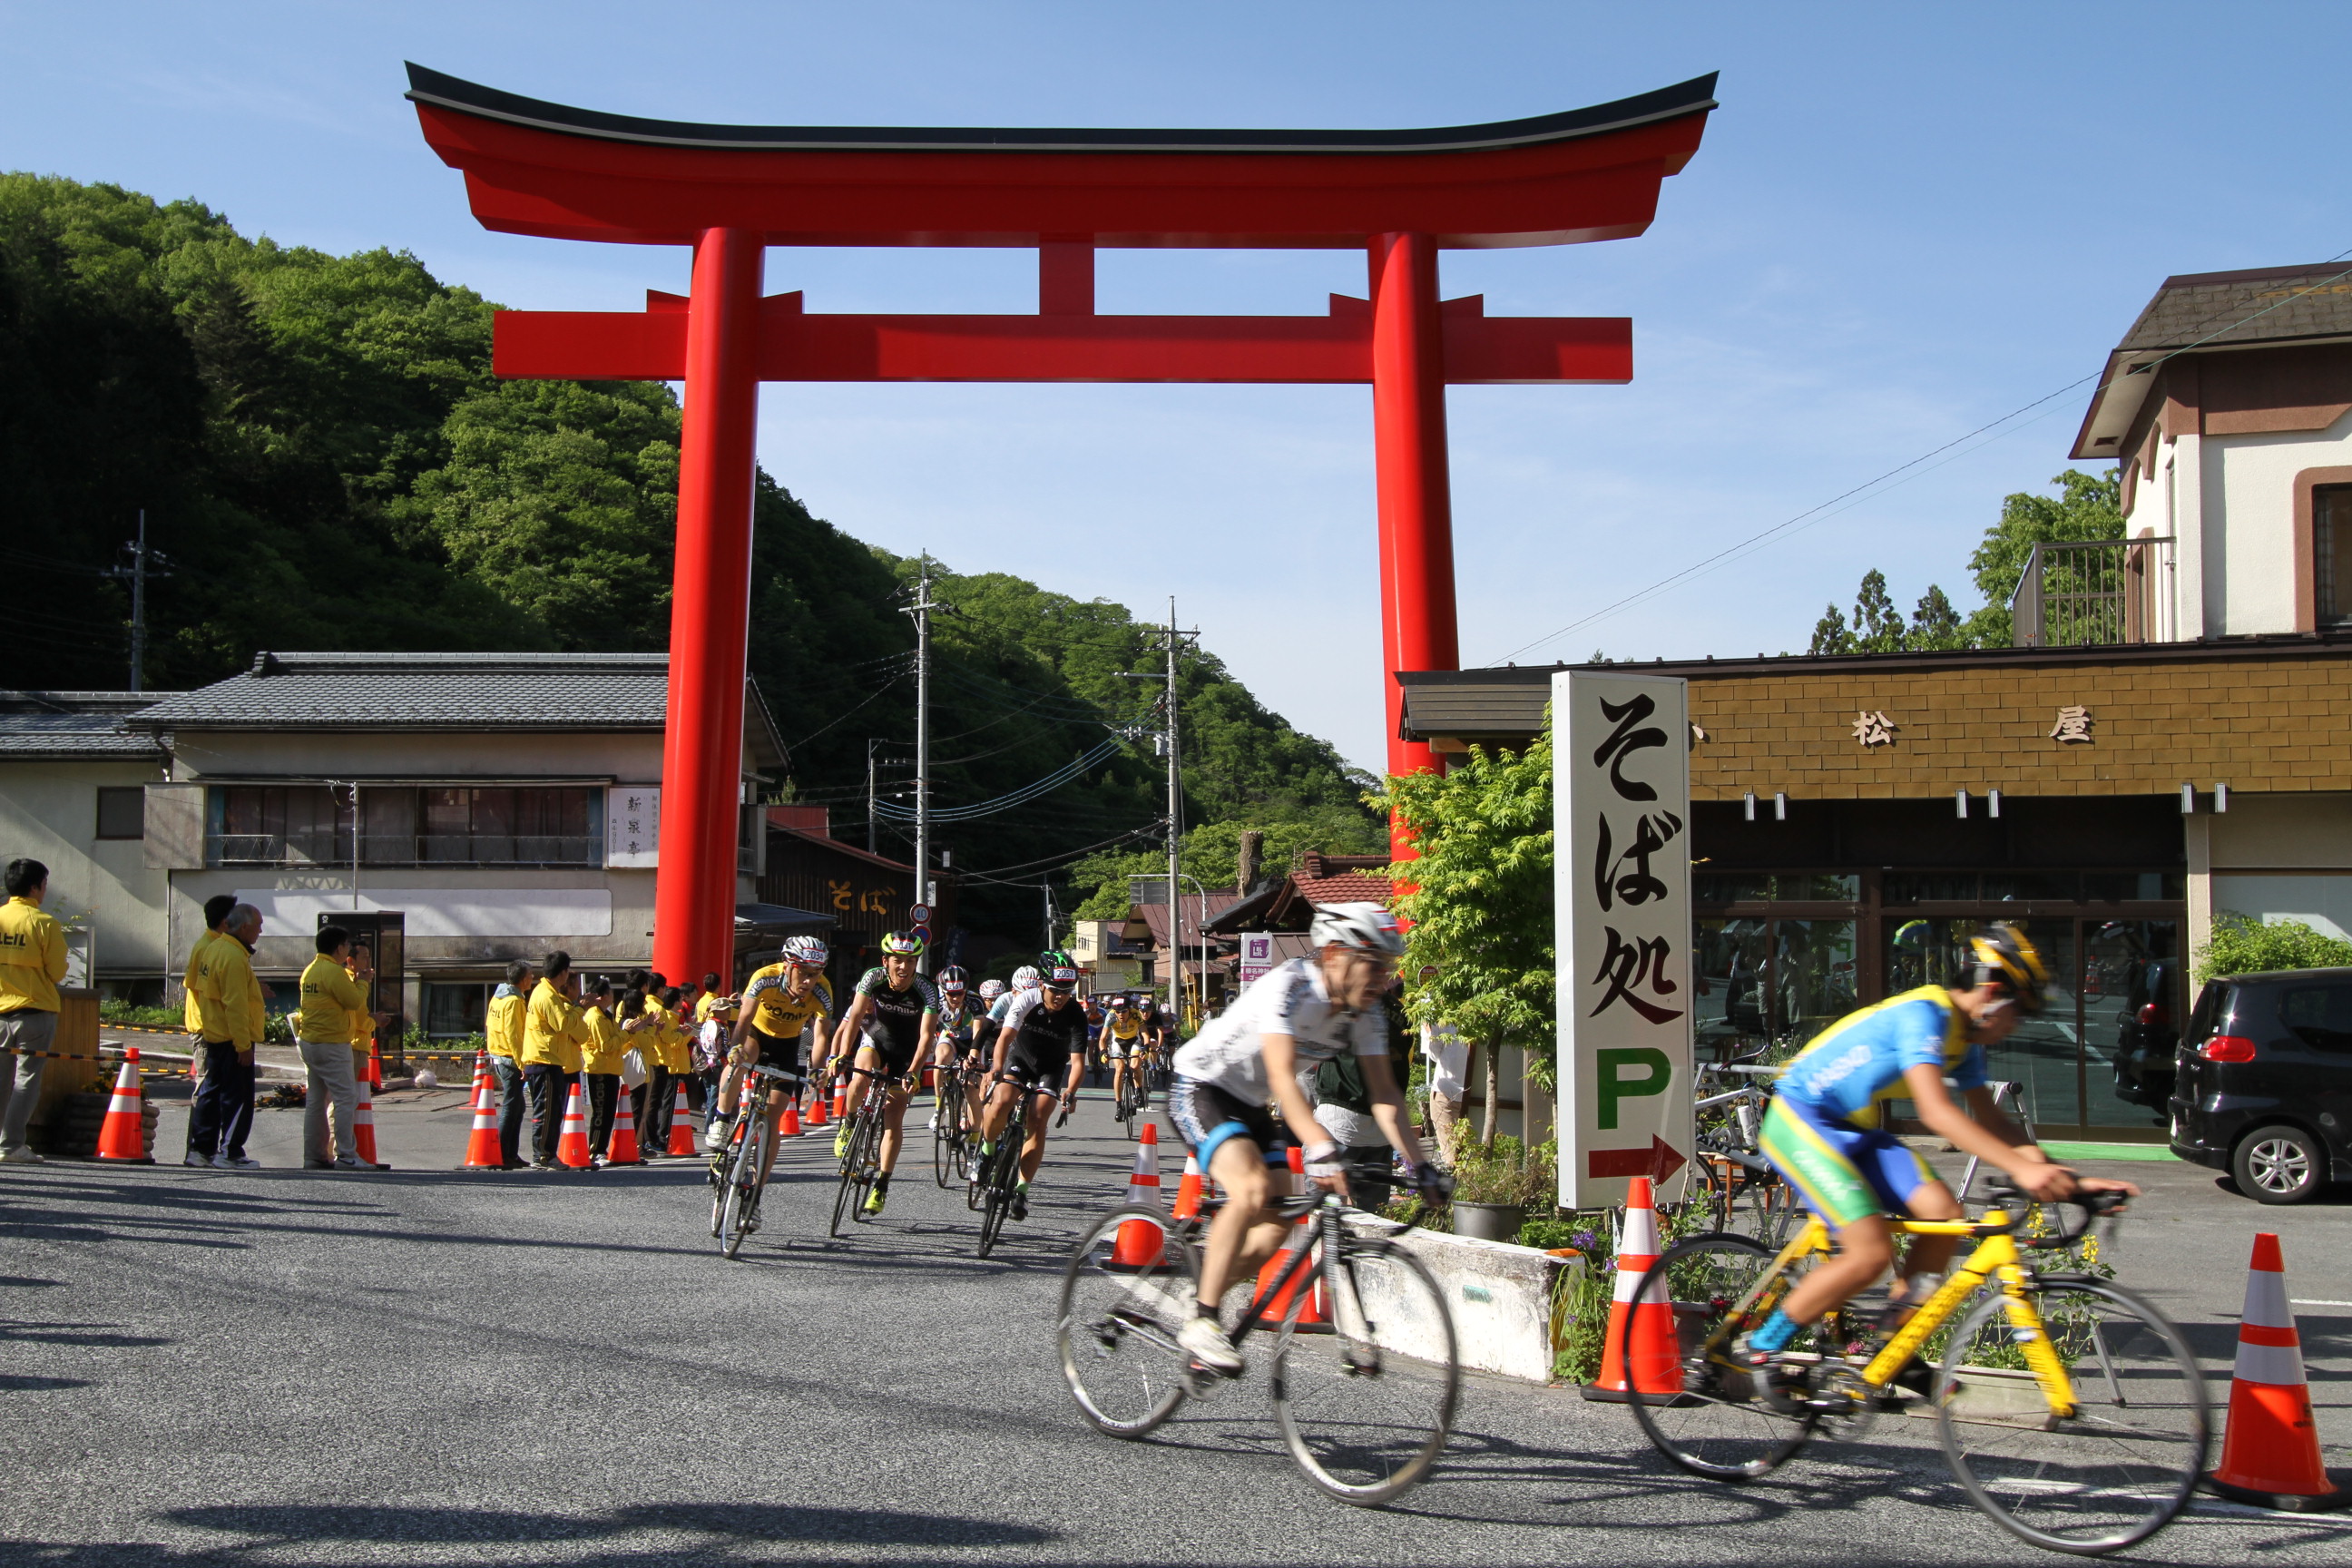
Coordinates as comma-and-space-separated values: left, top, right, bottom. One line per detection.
1556, 671, 1694, 1209
606, 786, 661, 868
1238, 933, 1274, 987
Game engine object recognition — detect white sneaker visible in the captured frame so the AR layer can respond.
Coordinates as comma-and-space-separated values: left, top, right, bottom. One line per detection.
1, 1148, 46, 1164
221, 1155, 260, 1169
184, 1152, 212, 1168
332, 1156, 367, 1171
211, 1152, 231, 1169
1179, 1315, 1244, 1375
926, 1112, 938, 1131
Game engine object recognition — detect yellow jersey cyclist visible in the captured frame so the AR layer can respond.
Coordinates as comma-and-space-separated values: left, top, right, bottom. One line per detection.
1169, 903, 1445, 1375
830, 930, 940, 1217
711, 936, 834, 1185
1104, 994, 1150, 1122
1740, 922, 2139, 1375
974, 951, 1091, 1223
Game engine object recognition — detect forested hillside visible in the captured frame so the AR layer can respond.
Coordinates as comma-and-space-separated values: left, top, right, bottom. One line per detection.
0, 175, 1379, 935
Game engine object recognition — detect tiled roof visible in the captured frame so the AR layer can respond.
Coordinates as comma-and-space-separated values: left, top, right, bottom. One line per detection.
0, 692, 171, 760
128, 652, 672, 730
1136, 891, 1244, 949
1293, 872, 1395, 906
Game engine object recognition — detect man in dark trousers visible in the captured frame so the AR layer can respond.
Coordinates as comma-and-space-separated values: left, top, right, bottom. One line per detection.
186, 903, 263, 1168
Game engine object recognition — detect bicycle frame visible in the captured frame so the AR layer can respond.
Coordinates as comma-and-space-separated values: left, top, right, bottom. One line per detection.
1737, 1210, 2079, 1418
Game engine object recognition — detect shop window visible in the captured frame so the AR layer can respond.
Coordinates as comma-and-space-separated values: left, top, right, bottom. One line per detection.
94, 787, 146, 840
2318, 486, 2352, 626
1692, 873, 1859, 903
1693, 917, 1856, 1062
422, 982, 492, 1040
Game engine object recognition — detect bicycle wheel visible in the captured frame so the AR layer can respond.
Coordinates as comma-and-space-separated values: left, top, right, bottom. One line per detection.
848, 1108, 887, 1223
1623, 1233, 1818, 1481
1269, 1232, 1459, 1505
1936, 1277, 2209, 1555
708, 1123, 734, 1238
828, 1108, 871, 1238
720, 1119, 765, 1259
975, 1114, 1022, 1259
1057, 1205, 1198, 1438
933, 1072, 961, 1189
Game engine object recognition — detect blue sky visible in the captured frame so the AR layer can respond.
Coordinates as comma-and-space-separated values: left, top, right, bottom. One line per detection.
7, 3, 2347, 770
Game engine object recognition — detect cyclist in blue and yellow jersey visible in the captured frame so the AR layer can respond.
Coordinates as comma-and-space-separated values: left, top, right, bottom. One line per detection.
714, 936, 833, 1186
830, 931, 939, 1217
1743, 923, 2138, 1371
973, 951, 1093, 1223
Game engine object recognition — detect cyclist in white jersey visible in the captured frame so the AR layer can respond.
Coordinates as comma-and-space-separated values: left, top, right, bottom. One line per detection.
1166, 903, 1445, 1373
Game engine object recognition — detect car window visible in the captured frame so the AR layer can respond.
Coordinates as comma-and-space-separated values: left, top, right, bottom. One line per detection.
2184, 982, 2225, 1046
2277, 984, 2352, 1054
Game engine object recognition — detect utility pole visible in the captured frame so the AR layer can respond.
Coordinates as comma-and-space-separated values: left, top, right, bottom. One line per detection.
107, 512, 164, 692
901, 559, 941, 973
1165, 597, 1182, 1030
866, 739, 879, 855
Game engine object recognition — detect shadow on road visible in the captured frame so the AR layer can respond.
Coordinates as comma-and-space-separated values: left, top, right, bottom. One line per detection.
158, 1500, 1057, 1548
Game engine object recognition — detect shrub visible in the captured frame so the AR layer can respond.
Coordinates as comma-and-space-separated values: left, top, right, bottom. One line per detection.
2195, 913, 2352, 982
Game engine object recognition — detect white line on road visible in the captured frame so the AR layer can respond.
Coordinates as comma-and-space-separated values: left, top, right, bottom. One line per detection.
2290, 1299, 2352, 1308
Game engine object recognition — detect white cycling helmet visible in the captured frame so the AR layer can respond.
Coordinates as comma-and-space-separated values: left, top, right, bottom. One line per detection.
1012, 965, 1042, 991
780, 935, 828, 968
977, 978, 1006, 1002
1309, 902, 1406, 958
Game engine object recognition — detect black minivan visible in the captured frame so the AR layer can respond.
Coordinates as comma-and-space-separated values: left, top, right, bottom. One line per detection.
2171, 966, 2352, 1204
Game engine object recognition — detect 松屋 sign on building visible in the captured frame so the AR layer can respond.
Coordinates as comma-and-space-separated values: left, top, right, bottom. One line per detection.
1554, 671, 1693, 1208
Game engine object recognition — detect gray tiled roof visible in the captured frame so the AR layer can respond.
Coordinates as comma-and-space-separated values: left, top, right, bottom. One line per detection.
0, 692, 172, 760
2116, 264, 2352, 352
127, 652, 672, 730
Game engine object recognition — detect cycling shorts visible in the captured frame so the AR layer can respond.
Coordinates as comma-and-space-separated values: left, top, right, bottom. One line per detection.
1004, 1038, 1069, 1092
1168, 1075, 1290, 1171
853, 1032, 922, 1081
746, 1027, 808, 1081
1102, 1036, 1137, 1062
1759, 1095, 1932, 1229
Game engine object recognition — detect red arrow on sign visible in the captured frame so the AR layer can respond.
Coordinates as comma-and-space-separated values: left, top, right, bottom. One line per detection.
1587, 1136, 1687, 1183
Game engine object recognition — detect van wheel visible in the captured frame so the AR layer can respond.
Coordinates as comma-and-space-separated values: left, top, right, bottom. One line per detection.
2233, 1124, 2327, 1205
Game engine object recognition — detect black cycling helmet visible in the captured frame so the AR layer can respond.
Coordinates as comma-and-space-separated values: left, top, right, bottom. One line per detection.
936, 965, 968, 991
1039, 949, 1081, 989
1969, 923, 2050, 1014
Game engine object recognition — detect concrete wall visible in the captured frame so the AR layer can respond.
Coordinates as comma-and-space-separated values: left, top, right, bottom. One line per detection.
2205, 409, 2352, 635
0, 759, 171, 983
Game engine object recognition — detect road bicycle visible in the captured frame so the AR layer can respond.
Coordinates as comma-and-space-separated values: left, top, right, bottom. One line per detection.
828, 1064, 912, 1238
1056, 1162, 1459, 1506
972, 1072, 1062, 1258
1619, 1181, 2208, 1555
1690, 1069, 1797, 1247
1112, 1053, 1150, 1125
932, 1059, 975, 1189
709, 1063, 796, 1259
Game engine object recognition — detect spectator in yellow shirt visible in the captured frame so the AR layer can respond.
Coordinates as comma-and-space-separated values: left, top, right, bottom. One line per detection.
521, 952, 586, 1168
484, 959, 534, 1169
0, 858, 71, 1164
578, 978, 626, 1163
187, 902, 264, 1169
296, 926, 375, 1170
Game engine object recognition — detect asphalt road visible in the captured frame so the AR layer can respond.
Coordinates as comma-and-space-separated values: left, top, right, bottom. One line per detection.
4, 1083, 2351, 1567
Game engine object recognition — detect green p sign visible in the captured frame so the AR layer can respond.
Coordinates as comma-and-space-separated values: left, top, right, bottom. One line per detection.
1595, 1046, 1672, 1131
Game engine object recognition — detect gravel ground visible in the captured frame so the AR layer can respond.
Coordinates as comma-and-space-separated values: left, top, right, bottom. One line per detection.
3, 1083, 2349, 1567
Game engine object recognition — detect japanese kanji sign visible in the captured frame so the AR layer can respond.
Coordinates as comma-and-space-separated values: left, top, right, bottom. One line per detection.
1556, 671, 1693, 1208
2050, 705, 2093, 743
604, 787, 662, 869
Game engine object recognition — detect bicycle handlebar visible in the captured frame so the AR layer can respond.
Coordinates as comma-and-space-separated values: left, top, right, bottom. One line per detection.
1984, 1174, 2129, 1247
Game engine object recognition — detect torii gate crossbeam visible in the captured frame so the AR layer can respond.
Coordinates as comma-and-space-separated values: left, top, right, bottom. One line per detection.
406, 64, 1716, 985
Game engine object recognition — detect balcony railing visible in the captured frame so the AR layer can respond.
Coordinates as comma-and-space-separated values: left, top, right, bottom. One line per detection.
207, 832, 602, 868
2010, 536, 2176, 648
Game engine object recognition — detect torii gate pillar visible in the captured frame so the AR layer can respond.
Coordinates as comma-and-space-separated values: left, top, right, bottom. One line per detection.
1371, 231, 1457, 806
660, 229, 765, 984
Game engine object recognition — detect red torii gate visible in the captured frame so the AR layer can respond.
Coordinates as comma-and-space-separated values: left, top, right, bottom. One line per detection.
406, 64, 1715, 985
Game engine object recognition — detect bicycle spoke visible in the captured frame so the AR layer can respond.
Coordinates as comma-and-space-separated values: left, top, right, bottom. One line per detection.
1057, 1207, 1196, 1438
1936, 1279, 2209, 1553
1270, 1240, 1458, 1504
1622, 1234, 1817, 1481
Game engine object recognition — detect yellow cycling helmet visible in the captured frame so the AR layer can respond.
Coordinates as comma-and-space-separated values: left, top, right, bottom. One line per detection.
1970, 923, 2050, 1014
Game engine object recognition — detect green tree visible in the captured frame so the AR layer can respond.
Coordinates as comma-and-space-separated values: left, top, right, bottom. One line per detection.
2194, 914, 2352, 982
1383, 724, 1557, 1142
1961, 467, 2123, 645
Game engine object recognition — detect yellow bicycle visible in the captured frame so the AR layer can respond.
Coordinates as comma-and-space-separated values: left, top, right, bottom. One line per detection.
1620, 1184, 2209, 1555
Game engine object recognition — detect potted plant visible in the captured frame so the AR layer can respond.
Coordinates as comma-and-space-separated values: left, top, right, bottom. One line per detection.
1449, 1134, 1546, 1242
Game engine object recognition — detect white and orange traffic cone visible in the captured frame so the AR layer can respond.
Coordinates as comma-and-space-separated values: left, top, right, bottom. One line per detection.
665, 1083, 698, 1156
2203, 1232, 2352, 1511
367, 1042, 384, 1090
1251, 1144, 1327, 1326
606, 1080, 642, 1165
779, 1096, 803, 1139
831, 1080, 848, 1122
95, 1049, 152, 1163
353, 1073, 386, 1169
555, 1083, 593, 1169
805, 1083, 828, 1129
1171, 1152, 1205, 1221
1109, 1123, 1165, 1268
1582, 1175, 1681, 1402
460, 1053, 502, 1170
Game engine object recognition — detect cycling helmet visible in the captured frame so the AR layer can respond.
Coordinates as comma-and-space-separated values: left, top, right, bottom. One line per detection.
879, 929, 925, 957
977, 978, 1005, 1002
1970, 922, 2050, 1014
936, 965, 968, 993
1039, 950, 1082, 989
1308, 902, 1406, 958
1012, 965, 1041, 991
780, 935, 829, 968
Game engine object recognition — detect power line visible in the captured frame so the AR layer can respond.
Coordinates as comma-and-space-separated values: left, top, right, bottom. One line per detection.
1491, 249, 2352, 663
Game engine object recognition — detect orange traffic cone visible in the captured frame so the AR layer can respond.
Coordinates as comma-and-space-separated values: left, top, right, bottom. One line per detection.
2203, 1233, 2352, 1511
779, 1096, 802, 1138
95, 1049, 152, 1162
460, 1053, 502, 1170
367, 1042, 384, 1089
1252, 1144, 1327, 1326
1583, 1175, 1680, 1402
555, 1083, 593, 1169
353, 1074, 386, 1169
606, 1080, 642, 1165
805, 1083, 828, 1129
831, 1081, 848, 1122
1109, 1123, 1165, 1268
666, 1083, 698, 1156
1171, 1152, 1205, 1221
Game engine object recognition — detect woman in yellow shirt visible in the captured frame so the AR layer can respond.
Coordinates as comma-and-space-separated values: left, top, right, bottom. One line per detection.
579, 978, 628, 1164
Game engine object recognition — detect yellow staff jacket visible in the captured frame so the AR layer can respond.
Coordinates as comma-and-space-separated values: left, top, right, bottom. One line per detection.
522, 979, 585, 1073
579, 1004, 625, 1075
181, 928, 220, 1032
295, 956, 368, 1044
0, 896, 68, 1014
195, 936, 261, 1048
485, 991, 525, 1059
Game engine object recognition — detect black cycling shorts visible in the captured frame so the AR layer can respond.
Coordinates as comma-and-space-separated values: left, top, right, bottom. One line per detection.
1004, 1038, 1070, 1093
857, 1028, 922, 1080
747, 1027, 808, 1081
1168, 1076, 1290, 1170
